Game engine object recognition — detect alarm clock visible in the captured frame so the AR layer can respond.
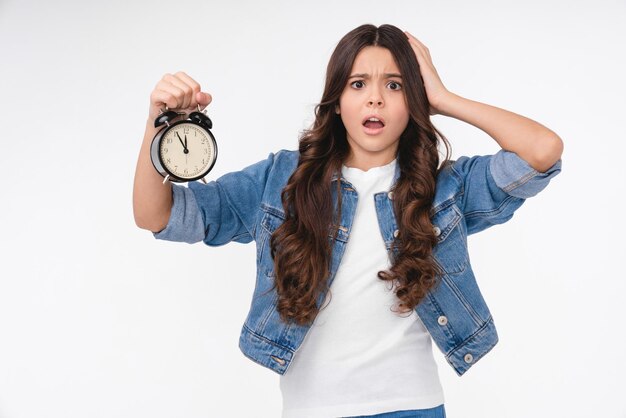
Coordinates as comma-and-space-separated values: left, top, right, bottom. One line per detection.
150, 106, 218, 183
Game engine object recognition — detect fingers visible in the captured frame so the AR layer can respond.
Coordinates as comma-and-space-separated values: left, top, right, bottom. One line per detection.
150, 89, 179, 111
195, 92, 212, 111
175, 73, 213, 110
149, 71, 212, 118
404, 31, 432, 62
163, 73, 195, 109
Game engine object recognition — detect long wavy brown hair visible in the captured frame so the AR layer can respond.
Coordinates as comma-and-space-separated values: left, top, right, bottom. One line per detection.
269, 23, 452, 326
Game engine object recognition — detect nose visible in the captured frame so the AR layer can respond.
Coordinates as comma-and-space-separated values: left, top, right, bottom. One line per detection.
368, 87, 384, 107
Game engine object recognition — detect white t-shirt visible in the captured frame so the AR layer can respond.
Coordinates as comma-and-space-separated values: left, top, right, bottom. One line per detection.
279, 158, 445, 418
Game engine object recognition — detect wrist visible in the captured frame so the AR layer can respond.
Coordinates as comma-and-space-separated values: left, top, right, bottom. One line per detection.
143, 119, 161, 147
434, 91, 460, 117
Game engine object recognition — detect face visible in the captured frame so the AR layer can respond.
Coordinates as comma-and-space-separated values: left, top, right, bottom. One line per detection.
160, 122, 215, 181
337, 46, 409, 170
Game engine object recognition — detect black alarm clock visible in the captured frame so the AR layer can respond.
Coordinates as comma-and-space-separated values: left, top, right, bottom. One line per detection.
150, 106, 218, 183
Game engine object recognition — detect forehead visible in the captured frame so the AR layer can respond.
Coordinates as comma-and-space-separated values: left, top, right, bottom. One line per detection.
350, 46, 400, 74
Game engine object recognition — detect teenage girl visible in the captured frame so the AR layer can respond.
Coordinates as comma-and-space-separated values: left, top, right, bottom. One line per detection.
133, 24, 563, 418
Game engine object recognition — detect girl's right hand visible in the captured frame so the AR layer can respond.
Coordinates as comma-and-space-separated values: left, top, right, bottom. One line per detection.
148, 71, 213, 121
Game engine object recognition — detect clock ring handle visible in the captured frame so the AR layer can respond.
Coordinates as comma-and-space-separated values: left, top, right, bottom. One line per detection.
159, 105, 187, 117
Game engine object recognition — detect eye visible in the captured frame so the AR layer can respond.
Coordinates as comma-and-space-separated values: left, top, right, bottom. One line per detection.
388, 81, 402, 91
350, 80, 365, 89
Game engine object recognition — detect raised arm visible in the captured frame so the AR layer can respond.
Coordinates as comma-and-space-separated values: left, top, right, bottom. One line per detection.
404, 31, 564, 172
434, 93, 562, 173
133, 71, 212, 232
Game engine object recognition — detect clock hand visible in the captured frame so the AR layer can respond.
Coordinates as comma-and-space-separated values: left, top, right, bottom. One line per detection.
177, 132, 186, 149
177, 132, 189, 154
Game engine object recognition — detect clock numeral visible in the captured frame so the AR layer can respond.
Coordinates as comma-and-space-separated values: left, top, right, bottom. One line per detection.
184, 169, 188, 175
166, 138, 172, 144
204, 148, 208, 154
166, 158, 171, 163
184, 127, 190, 134
163, 148, 168, 153
202, 159, 205, 165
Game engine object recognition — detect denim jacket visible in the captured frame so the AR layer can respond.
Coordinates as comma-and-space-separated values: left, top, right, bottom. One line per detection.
154, 148, 562, 376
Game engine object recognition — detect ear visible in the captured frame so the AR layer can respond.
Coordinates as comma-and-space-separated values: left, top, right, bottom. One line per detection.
335, 104, 340, 114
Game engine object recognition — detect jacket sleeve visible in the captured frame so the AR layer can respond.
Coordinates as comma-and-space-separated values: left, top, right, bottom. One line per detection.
153, 151, 279, 246
452, 149, 562, 235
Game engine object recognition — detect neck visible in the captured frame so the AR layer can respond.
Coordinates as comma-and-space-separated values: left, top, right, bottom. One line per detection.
343, 153, 396, 171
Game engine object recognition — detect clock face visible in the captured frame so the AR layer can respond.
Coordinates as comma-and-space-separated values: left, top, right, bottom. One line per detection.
159, 122, 216, 180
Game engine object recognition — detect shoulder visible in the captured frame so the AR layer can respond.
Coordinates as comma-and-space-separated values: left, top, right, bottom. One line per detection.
273, 148, 299, 166
433, 153, 500, 200
266, 149, 299, 180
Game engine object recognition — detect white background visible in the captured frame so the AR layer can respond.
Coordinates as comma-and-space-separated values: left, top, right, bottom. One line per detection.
1, 0, 624, 417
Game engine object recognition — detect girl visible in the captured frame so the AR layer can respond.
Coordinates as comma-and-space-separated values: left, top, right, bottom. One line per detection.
133, 24, 563, 418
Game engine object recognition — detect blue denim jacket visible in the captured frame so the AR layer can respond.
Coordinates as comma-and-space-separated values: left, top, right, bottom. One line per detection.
154, 149, 562, 376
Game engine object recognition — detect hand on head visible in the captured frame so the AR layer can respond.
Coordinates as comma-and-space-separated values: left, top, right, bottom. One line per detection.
403, 31, 450, 115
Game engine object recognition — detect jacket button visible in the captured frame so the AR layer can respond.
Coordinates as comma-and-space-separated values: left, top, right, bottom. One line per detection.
387, 191, 394, 200
464, 353, 474, 364
393, 229, 399, 238
270, 355, 286, 366
433, 226, 441, 237
437, 315, 448, 325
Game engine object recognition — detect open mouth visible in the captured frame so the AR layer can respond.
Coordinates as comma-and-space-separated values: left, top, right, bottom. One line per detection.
362, 115, 385, 134
362, 116, 385, 129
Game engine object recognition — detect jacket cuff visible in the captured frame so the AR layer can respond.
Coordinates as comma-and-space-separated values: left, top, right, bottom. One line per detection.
489, 149, 562, 199
153, 185, 205, 243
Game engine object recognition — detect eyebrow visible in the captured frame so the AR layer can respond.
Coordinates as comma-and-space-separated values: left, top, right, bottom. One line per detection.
348, 73, 403, 79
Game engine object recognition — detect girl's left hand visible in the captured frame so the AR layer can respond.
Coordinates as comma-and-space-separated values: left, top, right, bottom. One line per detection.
404, 31, 451, 116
